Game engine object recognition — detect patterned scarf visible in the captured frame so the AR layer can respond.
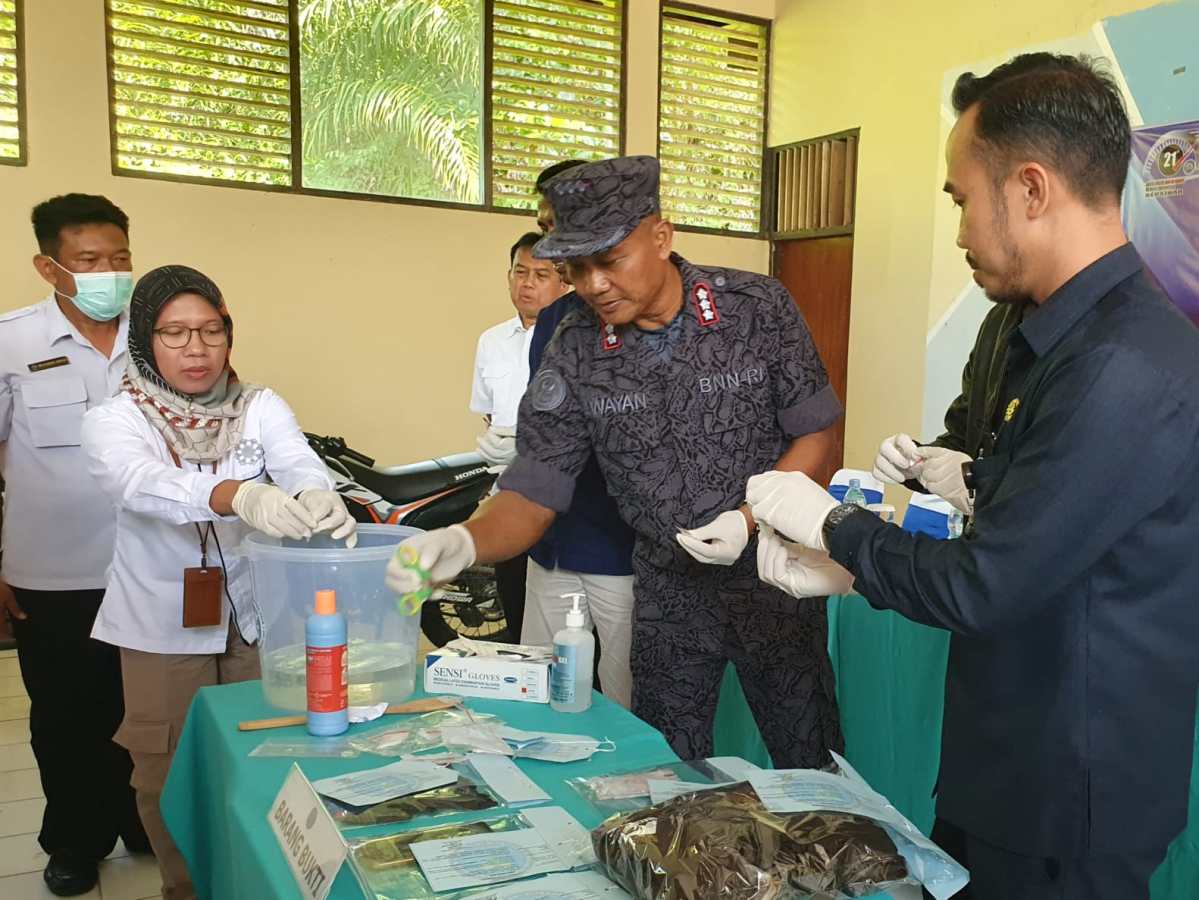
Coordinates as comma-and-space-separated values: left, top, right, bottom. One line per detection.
122, 265, 261, 464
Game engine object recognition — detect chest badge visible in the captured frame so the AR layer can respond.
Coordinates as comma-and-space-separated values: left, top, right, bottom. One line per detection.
27, 356, 71, 373
1003, 398, 1020, 423
600, 322, 622, 352
691, 282, 720, 327
234, 438, 265, 467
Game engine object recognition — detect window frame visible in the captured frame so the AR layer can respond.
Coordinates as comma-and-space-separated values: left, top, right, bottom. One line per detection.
0, 0, 27, 166
655, 0, 771, 240
101, 0, 629, 217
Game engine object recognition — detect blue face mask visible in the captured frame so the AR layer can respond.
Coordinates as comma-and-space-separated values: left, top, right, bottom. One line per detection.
50, 258, 133, 322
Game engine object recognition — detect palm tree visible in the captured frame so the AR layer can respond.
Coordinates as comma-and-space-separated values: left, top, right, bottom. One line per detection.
299, 0, 483, 203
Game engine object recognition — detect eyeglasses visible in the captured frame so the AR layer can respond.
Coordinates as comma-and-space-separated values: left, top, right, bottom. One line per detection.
154, 324, 228, 349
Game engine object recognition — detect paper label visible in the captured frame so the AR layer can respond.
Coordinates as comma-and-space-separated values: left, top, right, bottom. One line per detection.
748, 768, 888, 818
705, 756, 763, 783
311, 760, 456, 807
410, 828, 566, 892
267, 764, 347, 900
468, 754, 551, 804
550, 643, 578, 703
523, 805, 595, 867
306, 644, 347, 713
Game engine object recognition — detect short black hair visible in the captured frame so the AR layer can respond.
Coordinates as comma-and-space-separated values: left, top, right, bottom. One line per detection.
951, 53, 1130, 208
509, 232, 542, 266
534, 160, 587, 195
31, 193, 130, 257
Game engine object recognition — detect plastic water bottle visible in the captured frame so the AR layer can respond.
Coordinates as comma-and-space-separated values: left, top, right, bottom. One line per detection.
306, 589, 348, 736
550, 593, 594, 714
844, 478, 868, 508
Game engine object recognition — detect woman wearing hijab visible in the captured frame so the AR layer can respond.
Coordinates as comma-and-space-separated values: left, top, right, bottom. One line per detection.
81, 265, 356, 899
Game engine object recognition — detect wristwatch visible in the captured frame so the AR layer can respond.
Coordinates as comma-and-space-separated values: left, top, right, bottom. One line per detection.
822, 503, 867, 547
961, 459, 977, 513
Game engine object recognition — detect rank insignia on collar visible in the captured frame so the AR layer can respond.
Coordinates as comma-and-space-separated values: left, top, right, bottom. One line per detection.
1004, 398, 1020, 422
600, 321, 622, 352
691, 282, 719, 327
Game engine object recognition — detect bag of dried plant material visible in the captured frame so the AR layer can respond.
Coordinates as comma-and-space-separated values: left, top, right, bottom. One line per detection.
593, 753, 969, 900
592, 781, 911, 899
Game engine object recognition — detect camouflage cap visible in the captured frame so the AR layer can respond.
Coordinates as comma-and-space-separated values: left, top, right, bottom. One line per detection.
533, 156, 660, 260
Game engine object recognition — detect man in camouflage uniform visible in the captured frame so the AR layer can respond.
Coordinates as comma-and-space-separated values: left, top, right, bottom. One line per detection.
388, 156, 847, 766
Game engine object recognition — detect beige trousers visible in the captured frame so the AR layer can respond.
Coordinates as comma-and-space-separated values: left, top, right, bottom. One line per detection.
116, 625, 259, 900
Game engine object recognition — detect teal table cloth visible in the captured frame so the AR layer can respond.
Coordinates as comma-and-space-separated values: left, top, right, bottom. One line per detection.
161, 592, 1198, 898
161, 683, 678, 899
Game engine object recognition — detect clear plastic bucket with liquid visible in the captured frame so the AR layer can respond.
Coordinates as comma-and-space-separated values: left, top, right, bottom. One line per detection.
242, 524, 422, 711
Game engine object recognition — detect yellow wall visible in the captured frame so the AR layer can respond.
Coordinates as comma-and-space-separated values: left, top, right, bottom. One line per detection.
1, 0, 771, 461
769, 0, 1156, 484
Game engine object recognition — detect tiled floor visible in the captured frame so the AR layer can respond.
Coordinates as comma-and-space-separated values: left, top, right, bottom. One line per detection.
0, 649, 161, 900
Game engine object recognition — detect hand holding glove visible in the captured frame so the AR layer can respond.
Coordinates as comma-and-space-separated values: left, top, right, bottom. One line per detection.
476, 425, 517, 467
757, 526, 854, 598
298, 489, 358, 548
676, 509, 750, 565
917, 446, 973, 514
745, 470, 839, 551
872, 433, 923, 484
384, 524, 477, 596
232, 483, 319, 541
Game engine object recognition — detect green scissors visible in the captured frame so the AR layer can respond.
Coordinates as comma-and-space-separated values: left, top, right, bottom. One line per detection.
393, 545, 432, 615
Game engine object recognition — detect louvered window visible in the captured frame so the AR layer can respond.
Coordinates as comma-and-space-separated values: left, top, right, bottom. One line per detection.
658, 5, 768, 234
770, 130, 859, 237
106, 0, 293, 187
103, 0, 629, 207
0, 0, 25, 165
490, 0, 624, 210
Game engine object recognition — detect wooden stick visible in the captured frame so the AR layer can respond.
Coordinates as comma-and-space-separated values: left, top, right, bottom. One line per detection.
238, 696, 459, 732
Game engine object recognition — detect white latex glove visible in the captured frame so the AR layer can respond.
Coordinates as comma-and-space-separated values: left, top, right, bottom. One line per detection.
232, 482, 319, 541
676, 509, 750, 565
745, 470, 839, 551
917, 446, 974, 514
298, 489, 358, 548
476, 426, 517, 467
385, 524, 477, 596
757, 526, 855, 598
872, 433, 924, 484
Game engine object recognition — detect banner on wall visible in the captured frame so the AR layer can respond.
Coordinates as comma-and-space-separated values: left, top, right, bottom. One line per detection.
1123, 121, 1199, 323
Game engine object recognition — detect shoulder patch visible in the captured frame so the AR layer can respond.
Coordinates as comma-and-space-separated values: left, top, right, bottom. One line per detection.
530, 368, 568, 412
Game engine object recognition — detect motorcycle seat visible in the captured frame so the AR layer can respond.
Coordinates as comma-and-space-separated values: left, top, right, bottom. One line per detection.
340, 456, 493, 506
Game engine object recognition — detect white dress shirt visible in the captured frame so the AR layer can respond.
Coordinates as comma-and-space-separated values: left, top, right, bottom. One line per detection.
81, 388, 332, 654
469, 315, 533, 429
0, 296, 128, 590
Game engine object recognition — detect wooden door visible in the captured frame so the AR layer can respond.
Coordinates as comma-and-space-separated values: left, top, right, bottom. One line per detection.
773, 235, 854, 488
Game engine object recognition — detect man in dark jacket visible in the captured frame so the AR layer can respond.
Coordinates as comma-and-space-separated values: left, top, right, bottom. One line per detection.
750, 53, 1199, 900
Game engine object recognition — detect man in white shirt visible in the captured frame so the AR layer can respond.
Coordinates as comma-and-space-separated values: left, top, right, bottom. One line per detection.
0, 195, 147, 896
469, 232, 567, 640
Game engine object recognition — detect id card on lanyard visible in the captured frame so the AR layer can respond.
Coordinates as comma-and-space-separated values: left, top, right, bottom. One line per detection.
183, 523, 223, 628
169, 449, 225, 629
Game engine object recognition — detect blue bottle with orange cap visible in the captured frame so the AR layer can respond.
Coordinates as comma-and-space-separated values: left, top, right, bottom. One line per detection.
306, 589, 348, 736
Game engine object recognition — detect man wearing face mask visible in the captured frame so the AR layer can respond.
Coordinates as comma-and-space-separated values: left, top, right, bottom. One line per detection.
0, 194, 147, 896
